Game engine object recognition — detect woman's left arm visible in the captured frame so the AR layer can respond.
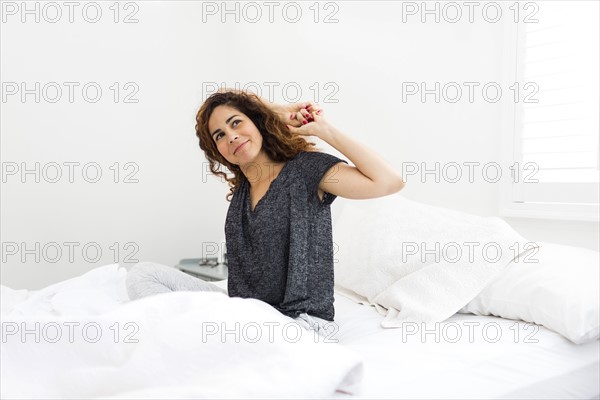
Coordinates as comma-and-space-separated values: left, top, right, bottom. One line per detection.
287, 106, 405, 200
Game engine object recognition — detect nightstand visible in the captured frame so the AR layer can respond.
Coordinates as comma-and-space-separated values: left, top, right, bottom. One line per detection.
176, 258, 228, 282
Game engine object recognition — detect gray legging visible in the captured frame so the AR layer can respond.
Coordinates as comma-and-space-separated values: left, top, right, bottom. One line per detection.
126, 262, 227, 300
125, 262, 336, 339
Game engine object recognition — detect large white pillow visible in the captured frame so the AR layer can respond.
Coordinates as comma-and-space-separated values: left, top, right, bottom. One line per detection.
460, 242, 599, 344
331, 194, 534, 324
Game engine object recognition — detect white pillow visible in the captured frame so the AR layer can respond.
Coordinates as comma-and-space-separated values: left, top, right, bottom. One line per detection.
332, 195, 533, 323
460, 242, 599, 344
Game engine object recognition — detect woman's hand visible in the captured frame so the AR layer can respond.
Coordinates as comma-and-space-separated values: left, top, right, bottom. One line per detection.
274, 101, 320, 127
285, 104, 333, 140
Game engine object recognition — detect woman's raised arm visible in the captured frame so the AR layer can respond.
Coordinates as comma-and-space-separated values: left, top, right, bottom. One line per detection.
286, 106, 405, 200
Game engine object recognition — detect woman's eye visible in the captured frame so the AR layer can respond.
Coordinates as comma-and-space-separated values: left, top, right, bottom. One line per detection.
214, 120, 241, 141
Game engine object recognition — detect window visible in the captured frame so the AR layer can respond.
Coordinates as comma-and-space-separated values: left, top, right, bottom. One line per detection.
500, 1, 599, 221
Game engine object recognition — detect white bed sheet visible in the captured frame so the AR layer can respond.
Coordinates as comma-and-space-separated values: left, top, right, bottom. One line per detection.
331, 291, 600, 399
3, 270, 598, 399
213, 277, 600, 399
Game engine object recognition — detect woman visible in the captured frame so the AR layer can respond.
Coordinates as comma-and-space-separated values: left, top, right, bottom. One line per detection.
126, 90, 405, 336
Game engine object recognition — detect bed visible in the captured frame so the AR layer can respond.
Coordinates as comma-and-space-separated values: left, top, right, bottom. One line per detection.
326, 194, 600, 399
332, 290, 600, 399
2, 194, 598, 398
1, 270, 598, 399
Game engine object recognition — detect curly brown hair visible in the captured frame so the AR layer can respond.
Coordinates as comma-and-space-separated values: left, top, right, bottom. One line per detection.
195, 90, 318, 201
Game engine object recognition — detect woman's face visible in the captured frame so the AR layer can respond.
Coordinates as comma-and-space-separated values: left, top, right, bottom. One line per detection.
208, 105, 264, 167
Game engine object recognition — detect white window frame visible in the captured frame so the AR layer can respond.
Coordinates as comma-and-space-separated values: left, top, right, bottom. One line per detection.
498, 4, 599, 222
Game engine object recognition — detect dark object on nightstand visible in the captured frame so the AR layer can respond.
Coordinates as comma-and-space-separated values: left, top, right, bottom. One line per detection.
176, 258, 228, 282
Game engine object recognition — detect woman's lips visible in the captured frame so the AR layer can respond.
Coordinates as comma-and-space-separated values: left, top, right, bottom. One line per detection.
234, 140, 249, 155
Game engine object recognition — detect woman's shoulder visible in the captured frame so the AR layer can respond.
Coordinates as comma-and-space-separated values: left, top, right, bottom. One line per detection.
288, 150, 348, 186
228, 177, 248, 203
288, 150, 324, 169
293, 149, 329, 161
293, 150, 347, 166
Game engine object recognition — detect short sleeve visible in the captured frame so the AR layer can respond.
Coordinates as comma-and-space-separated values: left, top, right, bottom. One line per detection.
298, 151, 349, 206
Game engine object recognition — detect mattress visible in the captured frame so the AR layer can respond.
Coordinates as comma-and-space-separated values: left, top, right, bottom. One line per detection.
331, 290, 600, 399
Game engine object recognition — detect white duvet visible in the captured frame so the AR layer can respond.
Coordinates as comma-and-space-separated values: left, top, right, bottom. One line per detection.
1, 264, 363, 399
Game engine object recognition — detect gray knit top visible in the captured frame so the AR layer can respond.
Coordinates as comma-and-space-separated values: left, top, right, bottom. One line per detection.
225, 151, 348, 321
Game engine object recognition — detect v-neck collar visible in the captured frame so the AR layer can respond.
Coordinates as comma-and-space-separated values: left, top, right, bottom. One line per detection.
245, 159, 292, 214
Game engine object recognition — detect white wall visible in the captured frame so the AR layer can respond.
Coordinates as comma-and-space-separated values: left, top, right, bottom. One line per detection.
1, 1, 597, 290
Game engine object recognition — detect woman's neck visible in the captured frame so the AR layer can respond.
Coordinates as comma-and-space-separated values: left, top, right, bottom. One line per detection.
241, 152, 284, 187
